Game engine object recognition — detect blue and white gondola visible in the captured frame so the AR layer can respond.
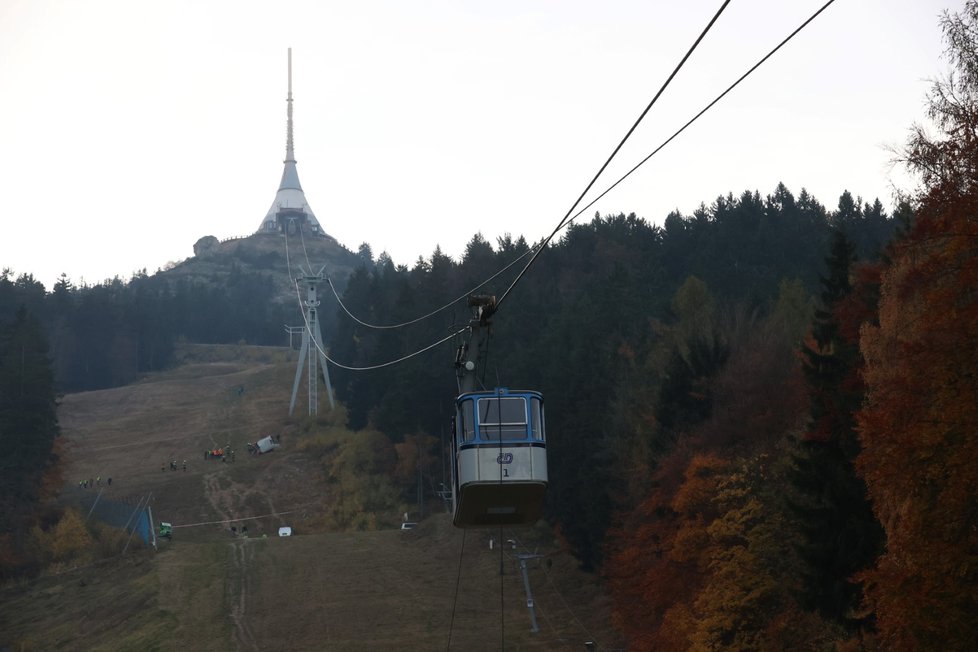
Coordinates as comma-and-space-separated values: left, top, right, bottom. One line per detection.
452, 388, 548, 528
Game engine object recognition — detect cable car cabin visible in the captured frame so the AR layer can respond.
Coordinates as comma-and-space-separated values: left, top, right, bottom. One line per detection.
452, 388, 547, 528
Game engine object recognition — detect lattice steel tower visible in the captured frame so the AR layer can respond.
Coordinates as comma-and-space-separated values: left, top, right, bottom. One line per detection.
289, 267, 335, 415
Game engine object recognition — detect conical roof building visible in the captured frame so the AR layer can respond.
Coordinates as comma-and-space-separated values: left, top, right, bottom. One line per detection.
256, 49, 325, 237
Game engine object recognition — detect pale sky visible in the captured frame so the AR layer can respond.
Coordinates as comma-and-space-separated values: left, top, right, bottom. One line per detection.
0, 0, 954, 290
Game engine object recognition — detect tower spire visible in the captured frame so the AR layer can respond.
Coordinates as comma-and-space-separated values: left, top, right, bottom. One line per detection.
286, 47, 294, 163
256, 48, 325, 236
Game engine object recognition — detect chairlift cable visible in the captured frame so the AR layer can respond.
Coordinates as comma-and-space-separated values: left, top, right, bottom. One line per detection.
495, 0, 733, 311
292, 274, 467, 370
312, 0, 731, 332
552, 0, 841, 237
496, 0, 836, 308
283, 219, 300, 292
283, 218, 464, 370
297, 221, 314, 272
328, 244, 539, 330
280, 0, 836, 373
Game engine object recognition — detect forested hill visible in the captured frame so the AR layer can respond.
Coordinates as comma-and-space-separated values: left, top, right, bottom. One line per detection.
0, 231, 362, 393
326, 185, 901, 569
331, 185, 898, 435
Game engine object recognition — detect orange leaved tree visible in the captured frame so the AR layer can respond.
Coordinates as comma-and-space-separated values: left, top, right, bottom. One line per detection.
856, 2, 978, 647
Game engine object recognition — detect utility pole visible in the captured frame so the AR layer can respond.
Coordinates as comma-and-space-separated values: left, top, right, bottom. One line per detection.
288, 266, 335, 415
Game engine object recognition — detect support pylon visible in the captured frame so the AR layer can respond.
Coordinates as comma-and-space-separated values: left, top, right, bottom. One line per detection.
289, 268, 335, 415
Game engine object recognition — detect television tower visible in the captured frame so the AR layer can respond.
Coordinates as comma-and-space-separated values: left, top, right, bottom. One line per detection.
256, 48, 325, 237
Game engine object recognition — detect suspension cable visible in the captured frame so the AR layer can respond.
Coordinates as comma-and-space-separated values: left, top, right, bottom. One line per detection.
327, 244, 538, 330
291, 274, 467, 371
297, 220, 313, 271
495, 0, 732, 310
283, 203, 471, 371
332, 1, 732, 331
288, 0, 838, 372
552, 0, 841, 237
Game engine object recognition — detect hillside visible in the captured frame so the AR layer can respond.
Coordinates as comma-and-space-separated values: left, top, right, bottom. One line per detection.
1, 344, 622, 651
166, 231, 363, 297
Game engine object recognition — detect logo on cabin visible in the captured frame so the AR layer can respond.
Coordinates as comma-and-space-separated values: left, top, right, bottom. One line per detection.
497, 453, 514, 464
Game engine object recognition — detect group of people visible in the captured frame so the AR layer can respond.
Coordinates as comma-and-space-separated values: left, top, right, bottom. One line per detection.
78, 476, 110, 489
162, 460, 187, 472
204, 447, 235, 462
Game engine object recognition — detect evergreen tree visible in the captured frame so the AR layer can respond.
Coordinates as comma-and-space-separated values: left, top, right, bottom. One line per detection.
0, 307, 60, 541
790, 228, 883, 627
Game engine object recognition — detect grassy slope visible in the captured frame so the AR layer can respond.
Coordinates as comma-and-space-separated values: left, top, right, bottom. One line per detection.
0, 345, 622, 650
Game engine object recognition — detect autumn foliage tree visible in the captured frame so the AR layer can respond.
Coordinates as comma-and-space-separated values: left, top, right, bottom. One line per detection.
606, 295, 817, 649
30, 508, 95, 567
856, 3, 978, 647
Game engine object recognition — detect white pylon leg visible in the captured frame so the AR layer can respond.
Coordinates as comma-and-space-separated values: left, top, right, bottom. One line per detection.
288, 270, 335, 416
289, 333, 308, 416
311, 314, 335, 410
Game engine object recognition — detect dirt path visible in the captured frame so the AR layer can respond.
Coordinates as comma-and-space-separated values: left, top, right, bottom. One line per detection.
202, 466, 280, 531
202, 473, 234, 525
228, 539, 258, 651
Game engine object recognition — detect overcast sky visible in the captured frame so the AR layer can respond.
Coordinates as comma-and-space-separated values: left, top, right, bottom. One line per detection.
0, 0, 955, 290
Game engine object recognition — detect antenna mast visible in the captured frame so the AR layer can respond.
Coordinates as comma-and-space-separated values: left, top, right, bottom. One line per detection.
286, 47, 295, 163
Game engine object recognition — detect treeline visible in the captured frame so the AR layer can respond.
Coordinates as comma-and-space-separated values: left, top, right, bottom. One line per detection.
0, 268, 293, 393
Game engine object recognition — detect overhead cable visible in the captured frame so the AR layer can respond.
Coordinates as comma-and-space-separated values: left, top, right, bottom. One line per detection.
320, 327, 464, 371
554, 0, 841, 235
292, 274, 467, 371
495, 0, 733, 310
328, 244, 538, 330
297, 221, 314, 271
311, 0, 733, 369
284, 202, 468, 371
288, 0, 839, 372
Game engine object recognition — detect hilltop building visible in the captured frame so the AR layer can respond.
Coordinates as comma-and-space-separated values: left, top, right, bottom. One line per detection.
256, 49, 326, 238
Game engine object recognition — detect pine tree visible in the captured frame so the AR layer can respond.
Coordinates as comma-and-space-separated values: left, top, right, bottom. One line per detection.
789, 228, 883, 627
0, 306, 61, 557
